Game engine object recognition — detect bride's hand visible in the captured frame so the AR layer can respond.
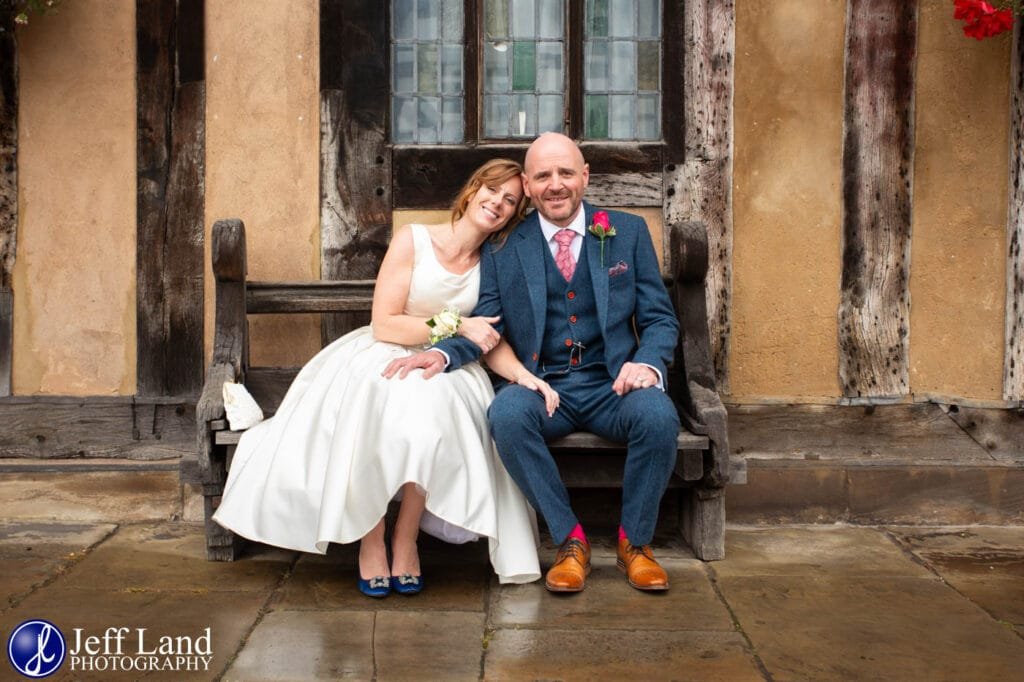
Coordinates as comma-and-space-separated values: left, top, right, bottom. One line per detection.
458, 315, 501, 353
514, 371, 560, 417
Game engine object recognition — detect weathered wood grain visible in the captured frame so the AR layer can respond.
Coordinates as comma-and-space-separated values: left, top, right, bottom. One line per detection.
586, 173, 662, 207
136, 0, 205, 397
246, 280, 375, 314
1005, 21, 1024, 402
838, 0, 917, 399
1, 7, 17, 397
0, 396, 194, 459
672, 0, 735, 393
319, 1, 390, 344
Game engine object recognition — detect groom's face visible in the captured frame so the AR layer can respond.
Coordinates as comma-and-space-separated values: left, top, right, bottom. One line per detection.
522, 135, 590, 227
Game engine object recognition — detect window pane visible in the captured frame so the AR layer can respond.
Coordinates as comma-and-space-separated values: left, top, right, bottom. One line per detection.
485, 0, 510, 38
393, 0, 416, 39
393, 44, 416, 93
441, 0, 463, 41
511, 0, 535, 38
609, 41, 635, 90
512, 93, 537, 137
587, 0, 608, 37
417, 43, 439, 94
418, 96, 441, 143
538, 94, 563, 132
637, 0, 660, 38
608, 0, 634, 37
585, 41, 608, 91
609, 94, 634, 139
636, 94, 659, 140
417, 0, 439, 39
536, 42, 563, 92
538, 0, 563, 39
512, 42, 537, 91
441, 97, 463, 143
484, 42, 511, 92
637, 41, 659, 91
484, 95, 511, 137
441, 44, 463, 94
585, 95, 608, 139
393, 96, 417, 142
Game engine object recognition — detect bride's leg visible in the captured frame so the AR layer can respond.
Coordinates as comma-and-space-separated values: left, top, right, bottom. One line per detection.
358, 518, 389, 579
391, 483, 425, 576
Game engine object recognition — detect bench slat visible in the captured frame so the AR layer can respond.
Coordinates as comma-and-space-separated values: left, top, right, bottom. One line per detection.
246, 281, 375, 314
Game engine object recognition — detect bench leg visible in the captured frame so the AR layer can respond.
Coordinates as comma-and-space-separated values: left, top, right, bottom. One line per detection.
202, 454, 245, 561
680, 486, 725, 561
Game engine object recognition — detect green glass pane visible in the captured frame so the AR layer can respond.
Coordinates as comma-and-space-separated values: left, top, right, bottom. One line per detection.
512, 41, 536, 91
637, 0, 660, 38
417, 43, 439, 94
485, 0, 509, 38
585, 94, 608, 139
638, 41, 659, 92
587, 0, 608, 38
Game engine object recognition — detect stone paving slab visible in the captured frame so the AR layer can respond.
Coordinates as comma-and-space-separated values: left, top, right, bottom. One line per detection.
0, 587, 266, 681
483, 628, 763, 681
491, 556, 733, 631
891, 525, 1024, 628
717, 574, 1024, 681
376, 611, 485, 680
0, 471, 181, 522
223, 610, 375, 680
713, 526, 933, 578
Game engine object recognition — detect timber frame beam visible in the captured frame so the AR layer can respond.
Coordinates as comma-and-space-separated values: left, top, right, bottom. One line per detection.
1, 5, 17, 397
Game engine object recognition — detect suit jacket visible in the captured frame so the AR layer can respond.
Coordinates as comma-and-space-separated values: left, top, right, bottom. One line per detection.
436, 201, 680, 383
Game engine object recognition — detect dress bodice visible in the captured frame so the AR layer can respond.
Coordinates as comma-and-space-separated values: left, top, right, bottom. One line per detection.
404, 224, 481, 319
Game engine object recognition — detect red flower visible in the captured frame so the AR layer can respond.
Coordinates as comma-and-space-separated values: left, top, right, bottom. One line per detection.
954, 0, 1015, 40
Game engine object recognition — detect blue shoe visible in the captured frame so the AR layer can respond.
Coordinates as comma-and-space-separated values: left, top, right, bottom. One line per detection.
358, 576, 391, 598
390, 574, 424, 595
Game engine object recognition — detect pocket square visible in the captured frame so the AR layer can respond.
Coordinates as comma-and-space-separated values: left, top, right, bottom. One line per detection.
608, 261, 629, 277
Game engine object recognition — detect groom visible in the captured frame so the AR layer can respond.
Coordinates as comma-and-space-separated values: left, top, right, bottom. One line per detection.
389, 133, 680, 592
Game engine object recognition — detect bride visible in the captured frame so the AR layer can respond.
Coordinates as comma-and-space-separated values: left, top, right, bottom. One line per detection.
213, 159, 553, 597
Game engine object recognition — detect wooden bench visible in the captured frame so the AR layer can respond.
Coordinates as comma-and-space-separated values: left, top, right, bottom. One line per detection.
181, 218, 743, 562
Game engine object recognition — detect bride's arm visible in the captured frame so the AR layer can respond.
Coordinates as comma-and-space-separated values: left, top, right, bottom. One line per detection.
483, 341, 560, 416
370, 225, 434, 346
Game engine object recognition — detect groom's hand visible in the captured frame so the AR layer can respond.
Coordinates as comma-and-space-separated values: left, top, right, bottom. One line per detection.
382, 350, 446, 380
612, 362, 658, 396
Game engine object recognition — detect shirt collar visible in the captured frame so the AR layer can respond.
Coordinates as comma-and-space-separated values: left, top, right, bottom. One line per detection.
539, 206, 587, 243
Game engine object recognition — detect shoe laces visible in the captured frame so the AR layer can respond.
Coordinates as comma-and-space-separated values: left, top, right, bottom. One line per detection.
626, 543, 655, 561
557, 538, 587, 563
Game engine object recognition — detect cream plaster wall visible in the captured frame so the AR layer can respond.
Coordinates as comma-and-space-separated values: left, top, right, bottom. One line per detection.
729, 1, 846, 401
13, 0, 136, 395
909, 3, 1010, 401
205, 0, 321, 367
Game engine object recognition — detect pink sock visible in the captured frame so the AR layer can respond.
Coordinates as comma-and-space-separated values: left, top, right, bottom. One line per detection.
567, 523, 587, 545
618, 525, 629, 542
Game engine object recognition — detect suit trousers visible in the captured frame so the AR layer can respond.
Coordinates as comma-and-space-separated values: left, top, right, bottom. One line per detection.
488, 366, 680, 546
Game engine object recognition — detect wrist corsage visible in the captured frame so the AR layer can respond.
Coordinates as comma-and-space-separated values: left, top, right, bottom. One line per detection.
427, 306, 462, 344
587, 210, 616, 266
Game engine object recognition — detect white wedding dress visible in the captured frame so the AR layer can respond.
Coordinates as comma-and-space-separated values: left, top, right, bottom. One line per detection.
213, 225, 541, 584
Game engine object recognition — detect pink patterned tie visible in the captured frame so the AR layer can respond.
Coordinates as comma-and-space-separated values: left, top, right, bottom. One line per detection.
554, 228, 577, 281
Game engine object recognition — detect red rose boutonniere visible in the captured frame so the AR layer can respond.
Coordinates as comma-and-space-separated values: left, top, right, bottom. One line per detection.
953, 0, 1016, 40
587, 211, 616, 266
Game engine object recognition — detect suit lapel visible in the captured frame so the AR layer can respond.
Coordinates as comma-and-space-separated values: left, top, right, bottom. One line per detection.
583, 202, 609, 334
515, 214, 548, 348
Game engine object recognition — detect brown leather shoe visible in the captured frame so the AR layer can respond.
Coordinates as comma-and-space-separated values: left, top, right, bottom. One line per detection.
545, 538, 591, 592
617, 537, 669, 591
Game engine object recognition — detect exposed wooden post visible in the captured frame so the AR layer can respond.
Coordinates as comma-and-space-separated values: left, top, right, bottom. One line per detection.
838, 0, 918, 401
136, 0, 205, 397
0, 7, 16, 396
1005, 20, 1024, 402
668, 0, 735, 394
319, 0, 391, 345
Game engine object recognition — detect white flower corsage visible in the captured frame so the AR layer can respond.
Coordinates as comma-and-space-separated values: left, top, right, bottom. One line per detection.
427, 306, 462, 344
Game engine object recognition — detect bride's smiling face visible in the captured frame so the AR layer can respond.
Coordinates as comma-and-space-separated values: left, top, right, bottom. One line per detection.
469, 178, 524, 233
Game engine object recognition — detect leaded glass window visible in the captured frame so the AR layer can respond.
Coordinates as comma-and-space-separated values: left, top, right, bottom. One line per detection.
391, 0, 465, 144
388, 0, 665, 144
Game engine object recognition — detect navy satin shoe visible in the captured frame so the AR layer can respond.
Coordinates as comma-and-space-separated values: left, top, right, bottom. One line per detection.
358, 575, 391, 598
390, 574, 424, 595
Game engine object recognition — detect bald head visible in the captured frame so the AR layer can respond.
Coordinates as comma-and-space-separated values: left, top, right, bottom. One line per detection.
521, 133, 590, 226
